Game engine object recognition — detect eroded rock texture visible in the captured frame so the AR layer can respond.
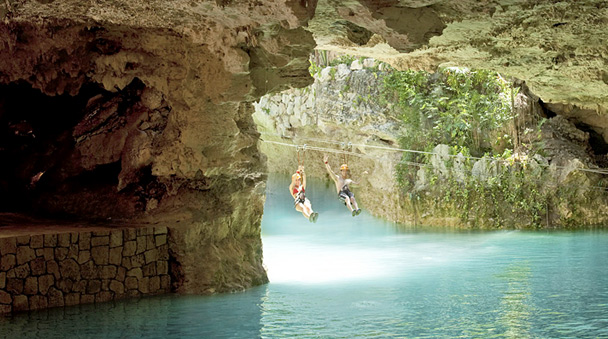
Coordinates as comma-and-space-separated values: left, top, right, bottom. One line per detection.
0, 0, 316, 294
311, 0, 608, 132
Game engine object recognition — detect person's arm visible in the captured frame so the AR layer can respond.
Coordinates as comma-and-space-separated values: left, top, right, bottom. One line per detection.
323, 155, 338, 182
289, 180, 295, 198
349, 171, 368, 185
298, 165, 307, 189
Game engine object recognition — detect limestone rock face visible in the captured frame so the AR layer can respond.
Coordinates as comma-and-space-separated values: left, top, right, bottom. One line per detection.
311, 0, 448, 52
0, 0, 317, 294
311, 0, 608, 130
255, 62, 608, 228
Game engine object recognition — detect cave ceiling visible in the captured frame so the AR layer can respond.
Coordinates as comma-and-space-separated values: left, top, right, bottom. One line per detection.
1, 0, 606, 116
309, 0, 608, 118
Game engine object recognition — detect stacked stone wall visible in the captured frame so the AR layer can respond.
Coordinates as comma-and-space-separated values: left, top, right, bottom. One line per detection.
0, 227, 170, 314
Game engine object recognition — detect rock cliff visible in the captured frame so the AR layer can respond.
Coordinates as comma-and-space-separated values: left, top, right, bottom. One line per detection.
310, 0, 608, 135
254, 62, 608, 228
0, 0, 316, 294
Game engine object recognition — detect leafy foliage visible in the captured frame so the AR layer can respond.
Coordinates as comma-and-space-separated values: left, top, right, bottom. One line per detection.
329, 55, 359, 67
381, 67, 515, 157
308, 59, 323, 77
381, 67, 588, 228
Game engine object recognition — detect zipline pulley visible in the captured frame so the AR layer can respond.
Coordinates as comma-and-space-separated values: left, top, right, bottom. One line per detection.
297, 144, 307, 167
340, 142, 352, 166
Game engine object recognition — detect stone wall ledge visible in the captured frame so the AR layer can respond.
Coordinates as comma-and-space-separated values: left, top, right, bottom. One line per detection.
0, 215, 170, 314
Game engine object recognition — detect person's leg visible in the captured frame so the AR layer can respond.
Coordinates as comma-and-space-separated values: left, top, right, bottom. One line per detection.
351, 197, 359, 211
340, 192, 353, 212
304, 200, 314, 214
350, 192, 361, 215
305, 200, 318, 222
344, 198, 354, 212
303, 201, 319, 222
296, 203, 311, 219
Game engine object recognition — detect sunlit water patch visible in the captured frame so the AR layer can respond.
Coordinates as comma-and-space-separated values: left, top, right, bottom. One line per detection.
2, 174, 608, 338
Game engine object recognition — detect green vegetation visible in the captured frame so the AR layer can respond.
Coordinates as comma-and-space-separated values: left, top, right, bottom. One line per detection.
412, 154, 549, 228
299, 56, 607, 228
309, 52, 388, 77
382, 68, 515, 157
328, 67, 337, 80
382, 67, 602, 228
328, 55, 359, 67
308, 60, 323, 77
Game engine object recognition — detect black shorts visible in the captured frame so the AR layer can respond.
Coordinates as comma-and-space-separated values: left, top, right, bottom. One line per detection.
338, 189, 355, 203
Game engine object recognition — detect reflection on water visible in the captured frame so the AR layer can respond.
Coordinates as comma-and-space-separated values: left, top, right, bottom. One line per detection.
498, 262, 532, 339
2, 174, 608, 338
0, 288, 267, 338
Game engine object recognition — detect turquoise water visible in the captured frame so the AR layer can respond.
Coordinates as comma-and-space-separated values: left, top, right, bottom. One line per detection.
2, 174, 608, 338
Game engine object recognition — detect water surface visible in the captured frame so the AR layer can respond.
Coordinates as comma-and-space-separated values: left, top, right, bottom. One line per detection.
2, 174, 608, 338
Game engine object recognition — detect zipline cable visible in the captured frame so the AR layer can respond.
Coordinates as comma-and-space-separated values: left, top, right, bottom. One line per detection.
260, 138, 608, 192
260, 133, 608, 176
263, 139, 383, 161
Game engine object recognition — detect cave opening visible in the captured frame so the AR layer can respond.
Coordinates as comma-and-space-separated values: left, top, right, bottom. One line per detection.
538, 99, 557, 118
574, 122, 608, 167
0, 81, 108, 215
332, 20, 373, 46
0, 78, 151, 220
536, 97, 608, 167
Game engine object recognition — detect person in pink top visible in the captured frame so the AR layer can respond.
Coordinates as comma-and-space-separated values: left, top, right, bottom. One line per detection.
289, 165, 318, 222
